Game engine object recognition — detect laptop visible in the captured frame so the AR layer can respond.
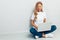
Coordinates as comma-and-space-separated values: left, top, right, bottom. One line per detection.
37, 22, 52, 32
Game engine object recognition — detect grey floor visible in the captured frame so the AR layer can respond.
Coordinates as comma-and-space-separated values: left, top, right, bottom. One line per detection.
0, 27, 59, 40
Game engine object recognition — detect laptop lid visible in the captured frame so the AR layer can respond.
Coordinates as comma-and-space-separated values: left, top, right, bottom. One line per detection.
38, 22, 52, 32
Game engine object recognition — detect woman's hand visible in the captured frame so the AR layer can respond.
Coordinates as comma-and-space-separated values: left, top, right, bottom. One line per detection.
43, 18, 46, 23
34, 24, 38, 30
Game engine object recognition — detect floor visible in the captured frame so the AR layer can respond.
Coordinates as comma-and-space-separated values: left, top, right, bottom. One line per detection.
0, 27, 60, 40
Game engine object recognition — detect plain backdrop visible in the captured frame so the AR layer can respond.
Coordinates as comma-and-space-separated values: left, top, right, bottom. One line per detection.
0, 0, 60, 34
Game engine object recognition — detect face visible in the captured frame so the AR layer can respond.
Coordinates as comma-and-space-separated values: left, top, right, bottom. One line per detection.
36, 4, 43, 11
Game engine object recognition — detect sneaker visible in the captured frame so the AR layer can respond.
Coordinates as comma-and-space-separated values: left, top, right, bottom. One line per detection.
45, 33, 53, 38
35, 36, 39, 39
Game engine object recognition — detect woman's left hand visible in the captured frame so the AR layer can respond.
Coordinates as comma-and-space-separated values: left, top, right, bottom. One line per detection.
43, 18, 46, 23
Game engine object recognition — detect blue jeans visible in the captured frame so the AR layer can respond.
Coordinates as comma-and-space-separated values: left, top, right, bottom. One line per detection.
30, 25, 57, 38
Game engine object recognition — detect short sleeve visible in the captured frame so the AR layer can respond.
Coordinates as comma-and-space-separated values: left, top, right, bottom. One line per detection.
30, 12, 35, 20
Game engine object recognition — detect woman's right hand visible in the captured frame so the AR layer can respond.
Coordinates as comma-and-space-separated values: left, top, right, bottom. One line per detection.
34, 25, 38, 30
34, 24, 38, 30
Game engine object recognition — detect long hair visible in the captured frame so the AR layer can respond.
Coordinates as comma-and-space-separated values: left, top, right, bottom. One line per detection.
34, 1, 43, 21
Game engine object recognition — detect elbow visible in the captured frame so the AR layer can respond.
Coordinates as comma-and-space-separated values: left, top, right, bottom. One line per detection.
30, 20, 34, 26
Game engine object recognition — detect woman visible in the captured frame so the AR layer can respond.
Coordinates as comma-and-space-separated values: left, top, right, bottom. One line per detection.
30, 1, 57, 39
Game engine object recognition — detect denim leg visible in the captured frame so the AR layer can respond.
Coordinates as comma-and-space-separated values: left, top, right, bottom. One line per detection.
44, 25, 57, 34
30, 27, 42, 38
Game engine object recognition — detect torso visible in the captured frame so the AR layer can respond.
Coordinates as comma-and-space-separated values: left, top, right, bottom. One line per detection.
34, 12, 47, 26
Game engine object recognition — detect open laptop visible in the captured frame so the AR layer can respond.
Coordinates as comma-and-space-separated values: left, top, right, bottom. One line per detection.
37, 22, 52, 32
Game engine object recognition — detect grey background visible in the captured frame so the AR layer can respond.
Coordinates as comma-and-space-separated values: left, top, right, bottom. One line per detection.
0, 0, 60, 35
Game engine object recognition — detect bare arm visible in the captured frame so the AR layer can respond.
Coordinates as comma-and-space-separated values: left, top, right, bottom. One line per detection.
30, 20, 38, 29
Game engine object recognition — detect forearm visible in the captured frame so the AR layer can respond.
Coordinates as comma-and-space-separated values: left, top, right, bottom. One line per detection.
31, 20, 38, 29
32, 23, 38, 30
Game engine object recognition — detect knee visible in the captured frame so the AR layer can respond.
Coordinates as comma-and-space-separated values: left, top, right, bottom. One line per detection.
30, 28, 35, 33
51, 25, 57, 31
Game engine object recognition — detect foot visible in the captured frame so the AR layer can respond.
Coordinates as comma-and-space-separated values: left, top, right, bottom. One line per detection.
35, 36, 39, 39
42, 33, 46, 38
42, 33, 53, 38
45, 33, 53, 38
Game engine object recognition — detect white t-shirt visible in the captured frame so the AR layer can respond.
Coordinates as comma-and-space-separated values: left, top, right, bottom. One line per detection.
31, 12, 47, 26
